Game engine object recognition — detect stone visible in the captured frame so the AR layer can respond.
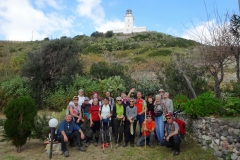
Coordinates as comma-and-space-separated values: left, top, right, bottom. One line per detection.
198, 139, 202, 143
236, 143, 240, 149
233, 129, 240, 136
229, 123, 236, 128
213, 144, 219, 151
221, 136, 227, 141
217, 158, 224, 160
224, 125, 229, 130
218, 146, 223, 151
216, 133, 220, 138
202, 119, 206, 124
214, 151, 223, 158
205, 136, 211, 141
228, 145, 234, 152
222, 149, 229, 155
231, 153, 238, 160
45, 143, 62, 156
229, 127, 234, 134
233, 148, 240, 156
211, 119, 216, 123
202, 140, 207, 146
222, 130, 229, 137
238, 156, 240, 160
227, 136, 234, 144
202, 146, 207, 150
236, 124, 240, 129
234, 139, 238, 143
220, 126, 224, 130
215, 139, 220, 145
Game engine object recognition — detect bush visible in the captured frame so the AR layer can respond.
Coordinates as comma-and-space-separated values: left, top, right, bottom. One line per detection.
173, 95, 188, 111
222, 97, 240, 116
147, 50, 171, 57
0, 76, 31, 111
184, 92, 222, 117
4, 96, 37, 152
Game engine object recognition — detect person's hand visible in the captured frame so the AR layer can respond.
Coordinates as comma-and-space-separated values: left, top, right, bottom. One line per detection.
100, 116, 103, 120
106, 115, 111, 118
130, 88, 135, 93
81, 118, 85, 122
123, 117, 125, 121
81, 133, 85, 140
166, 136, 170, 141
76, 119, 80, 123
90, 121, 94, 127
63, 135, 68, 142
144, 126, 148, 131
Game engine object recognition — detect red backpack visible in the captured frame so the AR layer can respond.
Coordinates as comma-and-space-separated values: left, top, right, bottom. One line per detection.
166, 119, 186, 139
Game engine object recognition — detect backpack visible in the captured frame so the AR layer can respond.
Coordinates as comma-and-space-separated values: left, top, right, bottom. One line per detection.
100, 104, 112, 114
166, 119, 186, 139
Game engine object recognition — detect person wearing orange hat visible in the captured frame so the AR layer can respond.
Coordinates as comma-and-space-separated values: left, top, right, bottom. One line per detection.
160, 113, 181, 156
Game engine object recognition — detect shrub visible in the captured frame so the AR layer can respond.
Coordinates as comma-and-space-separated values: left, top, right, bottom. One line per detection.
222, 97, 240, 116
184, 92, 222, 117
173, 95, 188, 111
147, 49, 171, 57
4, 96, 37, 152
132, 57, 147, 63
0, 76, 31, 111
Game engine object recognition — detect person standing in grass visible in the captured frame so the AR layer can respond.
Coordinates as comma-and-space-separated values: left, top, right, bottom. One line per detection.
78, 89, 85, 107
160, 113, 181, 156
89, 98, 101, 146
136, 112, 156, 148
112, 97, 125, 147
146, 95, 155, 120
154, 94, 168, 144
81, 97, 92, 147
162, 92, 174, 114
124, 98, 137, 147
57, 114, 86, 157
128, 88, 146, 137
67, 96, 82, 126
99, 97, 112, 148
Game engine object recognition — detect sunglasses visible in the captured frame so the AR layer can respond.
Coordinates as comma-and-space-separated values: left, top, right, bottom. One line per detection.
130, 101, 134, 102
117, 100, 122, 101
166, 117, 172, 120
74, 99, 78, 100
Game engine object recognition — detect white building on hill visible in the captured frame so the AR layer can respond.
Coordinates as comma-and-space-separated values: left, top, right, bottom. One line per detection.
112, 9, 147, 34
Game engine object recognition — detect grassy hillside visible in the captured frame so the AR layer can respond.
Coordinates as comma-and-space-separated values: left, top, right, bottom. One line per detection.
0, 32, 197, 79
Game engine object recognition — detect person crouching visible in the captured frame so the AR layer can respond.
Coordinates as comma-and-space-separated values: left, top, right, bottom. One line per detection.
160, 113, 181, 156
136, 112, 156, 148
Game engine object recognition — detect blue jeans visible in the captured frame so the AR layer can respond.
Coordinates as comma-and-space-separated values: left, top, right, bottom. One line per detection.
155, 115, 165, 141
136, 114, 145, 137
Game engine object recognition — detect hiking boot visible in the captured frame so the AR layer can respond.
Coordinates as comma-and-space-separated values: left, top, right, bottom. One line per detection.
100, 143, 105, 148
77, 147, 86, 152
122, 143, 128, 147
64, 151, 69, 157
173, 151, 180, 156
94, 141, 98, 146
85, 142, 90, 147
105, 142, 109, 148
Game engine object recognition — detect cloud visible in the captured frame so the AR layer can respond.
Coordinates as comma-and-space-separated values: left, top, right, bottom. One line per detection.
76, 0, 124, 33
35, 0, 63, 10
0, 0, 73, 41
95, 20, 124, 32
76, 0, 105, 25
181, 20, 216, 42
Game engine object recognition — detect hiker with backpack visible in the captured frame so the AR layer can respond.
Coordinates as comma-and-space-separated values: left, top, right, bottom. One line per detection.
124, 98, 137, 147
112, 96, 125, 147
78, 89, 85, 107
154, 94, 168, 144
160, 113, 181, 156
99, 97, 112, 149
67, 96, 82, 126
89, 98, 101, 146
81, 97, 93, 147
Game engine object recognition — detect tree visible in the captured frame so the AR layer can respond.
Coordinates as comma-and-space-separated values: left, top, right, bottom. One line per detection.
230, 14, 240, 83
4, 96, 37, 152
187, 12, 233, 99
105, 31, 113, 38
21, 38, 83, 108
91, 31, 104, 38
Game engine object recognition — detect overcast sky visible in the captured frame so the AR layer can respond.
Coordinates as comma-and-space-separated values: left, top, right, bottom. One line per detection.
0, 0, 238, 41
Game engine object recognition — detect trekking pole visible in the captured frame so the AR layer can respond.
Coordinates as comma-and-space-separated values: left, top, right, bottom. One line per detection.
144, 108, 147, 149
108, 119, 112, 150
116, 119, 123, 149
101, 120, 105, 153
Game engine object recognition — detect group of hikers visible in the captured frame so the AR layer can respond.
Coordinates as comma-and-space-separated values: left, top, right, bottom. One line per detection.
56, 88, 182, 157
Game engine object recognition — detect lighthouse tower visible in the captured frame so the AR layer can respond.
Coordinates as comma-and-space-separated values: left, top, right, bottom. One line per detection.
124, 9, 134, 33
112, 9, 146, 34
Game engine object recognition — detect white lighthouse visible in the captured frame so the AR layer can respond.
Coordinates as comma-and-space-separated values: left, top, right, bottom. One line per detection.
113, 9, 146, 34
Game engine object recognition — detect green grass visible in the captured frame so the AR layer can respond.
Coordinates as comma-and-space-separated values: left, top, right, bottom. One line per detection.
0, 134, 217, 160
147, 49, 172, 57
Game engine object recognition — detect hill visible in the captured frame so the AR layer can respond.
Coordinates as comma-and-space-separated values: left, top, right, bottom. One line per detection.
0, 32, 197, 80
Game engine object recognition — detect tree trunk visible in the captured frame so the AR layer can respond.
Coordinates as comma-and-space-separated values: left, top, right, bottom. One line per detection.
235, 54, 240, 83
182, 72, 197, 98
40, 82, 47, 108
